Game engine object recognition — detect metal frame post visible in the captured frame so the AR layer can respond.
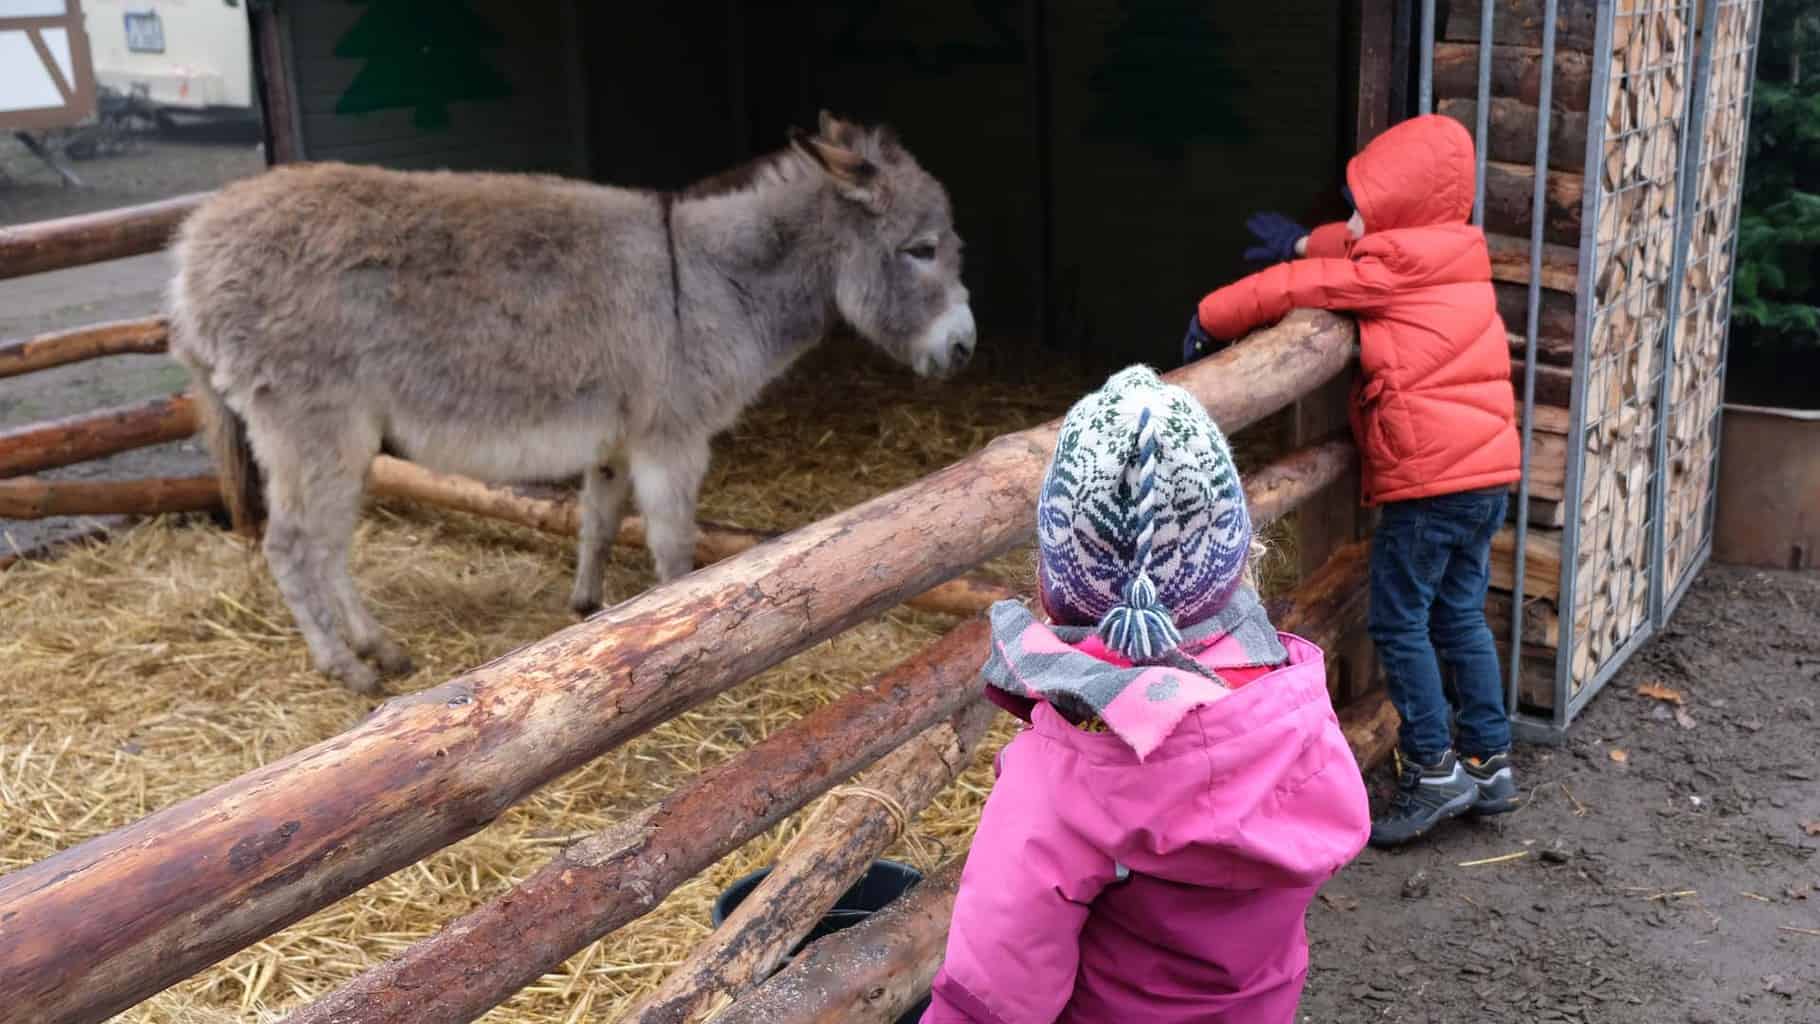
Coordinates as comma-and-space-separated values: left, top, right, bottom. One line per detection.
1419, 0, 1437, 114
1471, 0, 1495, 226
1664, 0, 1767, 620
1506, 0, 1561, 726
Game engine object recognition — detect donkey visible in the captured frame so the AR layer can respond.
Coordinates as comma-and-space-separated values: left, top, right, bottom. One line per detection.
168, 112, 976, 692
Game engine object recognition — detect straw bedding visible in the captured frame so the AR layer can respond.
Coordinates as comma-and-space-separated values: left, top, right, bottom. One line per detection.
0, 339, 1291, 1022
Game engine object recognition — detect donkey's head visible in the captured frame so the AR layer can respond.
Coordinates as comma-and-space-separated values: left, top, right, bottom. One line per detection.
789, 112, 976, 378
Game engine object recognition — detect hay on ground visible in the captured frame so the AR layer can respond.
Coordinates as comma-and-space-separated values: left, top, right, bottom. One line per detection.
0, 339, 1295, 1022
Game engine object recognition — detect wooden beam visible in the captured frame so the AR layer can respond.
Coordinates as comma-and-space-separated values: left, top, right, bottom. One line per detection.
1512, 358, 1574, 408
1495, 281, 1577, 364
284, 499, 1375, 1024
0, 317, 169, 379
1441, 0, 1598, 52
1487, 233, 1581, 294
0, 394, 196, 478
1432, 42, 1593, 111
1356, 1, 1396, 147
620, 702, 997, 1023
0, 311, 1358, 1024
0, 193, 209, 281
1491, 524, 1562, 600
1483, 160, 1583, 247
1438, 97, 1588, 174
0, 474, 219, 520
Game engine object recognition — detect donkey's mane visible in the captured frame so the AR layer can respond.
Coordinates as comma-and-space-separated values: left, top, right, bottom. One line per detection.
675, 148, 799, 201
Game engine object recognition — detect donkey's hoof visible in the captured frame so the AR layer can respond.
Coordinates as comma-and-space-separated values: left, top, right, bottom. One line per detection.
326, 660, 382, 695
370, 641, 415, 678
570, 594, 604, 618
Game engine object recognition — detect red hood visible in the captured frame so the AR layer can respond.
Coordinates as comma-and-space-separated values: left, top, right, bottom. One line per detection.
1347, 114, 1477, 233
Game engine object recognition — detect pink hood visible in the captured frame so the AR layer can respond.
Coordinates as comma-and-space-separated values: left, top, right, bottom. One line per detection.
924, 620, 1370, 1024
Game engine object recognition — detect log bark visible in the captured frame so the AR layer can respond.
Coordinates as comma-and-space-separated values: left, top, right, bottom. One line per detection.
1432, 42, 1592, 111
287, 502, 1372, 1024
1486, 233, 1581, 295
0, 317, 170, 379
1491, 524, 1562, 600
0, 310, 1356, 1024
0, 474, 220, 520
1482, 161, 1583, 248
621, 700, 998, 1024
1338, 689, 1401, 772
1438, 97, 1588, 174
0, 193, 211, 281
1495, 282, 1577, 364
1512, 358, 1574, 409
712, 860, 964, 1024
0, 394, 197, 478
1441, 0, 1598, 53
365, 456, 1017, 618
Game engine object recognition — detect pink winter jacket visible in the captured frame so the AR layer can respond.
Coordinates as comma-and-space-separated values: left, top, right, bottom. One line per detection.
922, 607, 1370, 1024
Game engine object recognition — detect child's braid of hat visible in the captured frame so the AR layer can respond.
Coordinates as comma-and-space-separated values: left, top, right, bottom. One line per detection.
1096, 405, 1182, 660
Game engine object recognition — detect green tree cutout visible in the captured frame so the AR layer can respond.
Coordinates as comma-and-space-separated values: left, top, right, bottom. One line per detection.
1085, 0, 1247, 158
333, 0, 514, 132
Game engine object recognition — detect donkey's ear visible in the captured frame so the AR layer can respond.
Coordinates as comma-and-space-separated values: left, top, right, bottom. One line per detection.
788, 125, 882, 210
817, 109, 857, 145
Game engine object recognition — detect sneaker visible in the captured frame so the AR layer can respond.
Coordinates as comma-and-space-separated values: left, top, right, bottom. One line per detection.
1368, 749, 1478, 848
1463, 751, 1521, 816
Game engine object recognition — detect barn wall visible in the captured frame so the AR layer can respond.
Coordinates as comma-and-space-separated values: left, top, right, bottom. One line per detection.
283, 0, 580, 175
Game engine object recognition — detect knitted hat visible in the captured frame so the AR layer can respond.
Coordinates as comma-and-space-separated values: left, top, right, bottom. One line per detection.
1037, 366, 1252, 662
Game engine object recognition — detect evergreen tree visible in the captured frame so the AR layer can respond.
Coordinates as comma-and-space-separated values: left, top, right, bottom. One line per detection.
1733, 0, 1820, 352
333, 0, 514, 132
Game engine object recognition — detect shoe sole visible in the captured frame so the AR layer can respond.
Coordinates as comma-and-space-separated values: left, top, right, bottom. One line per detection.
1467, 795, 1520, 817
1367, 787, 1478, 848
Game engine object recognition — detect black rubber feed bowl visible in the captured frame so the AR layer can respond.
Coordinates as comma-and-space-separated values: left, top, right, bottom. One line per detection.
712, 858, 932, 1023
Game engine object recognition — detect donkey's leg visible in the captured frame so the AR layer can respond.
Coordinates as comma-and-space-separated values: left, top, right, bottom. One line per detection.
317, 458, 413, 678
253, 421, 378, 693
569, 459, 633, 616
629, 436, 711, 583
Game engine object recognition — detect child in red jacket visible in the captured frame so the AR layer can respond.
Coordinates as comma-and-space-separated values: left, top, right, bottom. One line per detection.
1183, 114, 1524, 847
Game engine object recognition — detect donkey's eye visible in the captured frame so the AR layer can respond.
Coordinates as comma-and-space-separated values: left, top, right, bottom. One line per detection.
904, 242, 937, 261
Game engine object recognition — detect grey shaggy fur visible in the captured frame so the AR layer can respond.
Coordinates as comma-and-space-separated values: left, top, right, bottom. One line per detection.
169, 112, 976, 691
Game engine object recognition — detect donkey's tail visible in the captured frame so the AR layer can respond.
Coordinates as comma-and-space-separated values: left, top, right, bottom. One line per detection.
187, 365, 266, 540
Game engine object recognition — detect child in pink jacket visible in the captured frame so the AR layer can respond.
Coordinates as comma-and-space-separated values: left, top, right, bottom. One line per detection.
923, 366, 1371, 1024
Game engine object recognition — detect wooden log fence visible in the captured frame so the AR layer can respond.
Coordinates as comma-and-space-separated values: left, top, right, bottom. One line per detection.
280, 470, 1370, 1024
0, 317, 170, 379
0, 193, 210, 282
0, 310, 1357, 1024
0, 394, 196, 478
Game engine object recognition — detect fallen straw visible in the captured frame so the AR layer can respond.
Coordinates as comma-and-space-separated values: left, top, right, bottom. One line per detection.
1779, 926, 1820, 938
1456, 851, 1531, 869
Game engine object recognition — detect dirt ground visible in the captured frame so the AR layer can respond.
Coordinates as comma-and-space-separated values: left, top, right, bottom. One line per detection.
1302, 564, 1820, 1024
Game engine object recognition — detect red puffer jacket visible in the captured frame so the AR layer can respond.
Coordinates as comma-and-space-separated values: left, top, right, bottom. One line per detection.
1197, 114, 1521, 506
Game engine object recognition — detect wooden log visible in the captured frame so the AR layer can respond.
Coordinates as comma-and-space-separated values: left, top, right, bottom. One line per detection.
0, 474, 220, 520
295, 529, 1375, 1024
1432, 42, 1592, 111
1486, 589, 1562, 648
1442, 0, 1598, 53
1438, 97, 1588, 174
1486, 233, 1581, 294
1512, 358, 1574, 409
0, 317, 170, 379
1483, 161, 1583, 248
621, 700, 997, 1024
1338, 689, 1400, 772
0, 394, 197, 478
717, 683, 1399, 1024
1495, 281, 1577, 364
1491, 524, 1562, 600
0, 310, 1357, 1024
366, 456, 1022, 618
713, 859, 964, 1024
0, 193, 211, 281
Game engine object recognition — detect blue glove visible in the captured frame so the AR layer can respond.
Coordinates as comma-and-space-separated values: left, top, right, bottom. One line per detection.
1243, 211, 1307, 264
1182, 313, 1215, 365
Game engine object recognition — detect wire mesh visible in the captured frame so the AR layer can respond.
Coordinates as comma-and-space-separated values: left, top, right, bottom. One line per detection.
1568, 0, 1697, 695
1661, 0, 1763, 613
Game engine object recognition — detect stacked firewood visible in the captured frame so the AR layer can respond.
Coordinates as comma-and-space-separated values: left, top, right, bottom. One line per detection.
1437, 0, 1714, 707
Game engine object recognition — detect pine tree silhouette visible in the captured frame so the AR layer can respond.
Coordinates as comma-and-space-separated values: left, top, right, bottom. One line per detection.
334, 0, 514, 131
1086, 0, 1246, 159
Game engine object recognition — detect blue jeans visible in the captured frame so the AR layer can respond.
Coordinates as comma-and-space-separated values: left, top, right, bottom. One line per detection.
1368, 487, 1511, 762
